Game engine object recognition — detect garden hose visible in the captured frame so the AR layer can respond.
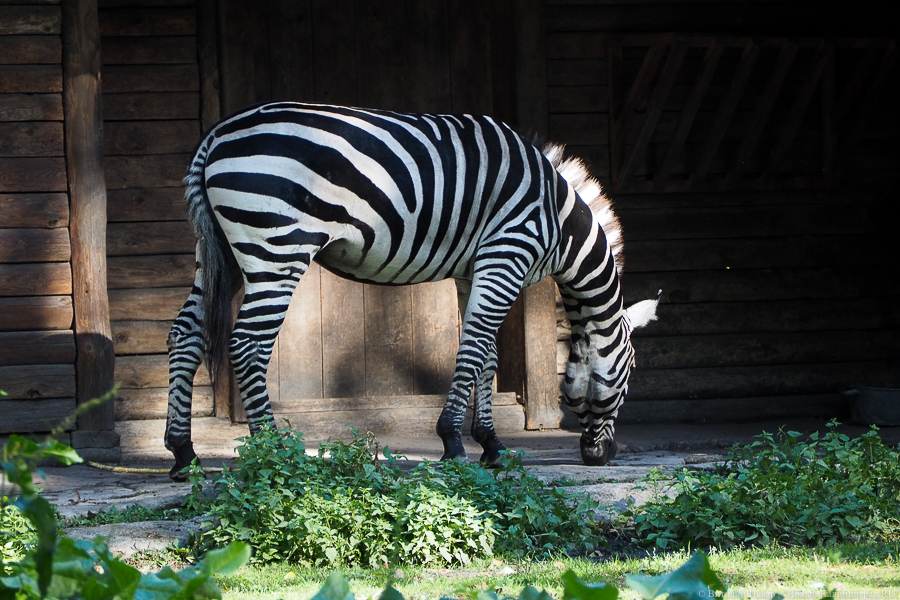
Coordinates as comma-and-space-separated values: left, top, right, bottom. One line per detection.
83, 461, 231, 474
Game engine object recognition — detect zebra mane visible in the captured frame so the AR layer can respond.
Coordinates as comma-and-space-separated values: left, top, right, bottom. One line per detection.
541, 142, 624, 274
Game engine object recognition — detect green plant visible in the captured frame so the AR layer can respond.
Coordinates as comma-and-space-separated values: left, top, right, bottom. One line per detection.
188, 426, 601, 567
63, 505, 191, 528
628, 422, 900, 549
0, 393, 251, 600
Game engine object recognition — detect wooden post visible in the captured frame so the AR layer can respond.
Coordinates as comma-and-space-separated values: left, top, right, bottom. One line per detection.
495, 0, 560, 430
62, 0, 117, 447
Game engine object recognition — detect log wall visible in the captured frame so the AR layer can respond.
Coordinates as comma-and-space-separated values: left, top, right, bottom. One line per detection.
98, 0, 212, 423
548, 1, 900, 424
0, 1, 76, 435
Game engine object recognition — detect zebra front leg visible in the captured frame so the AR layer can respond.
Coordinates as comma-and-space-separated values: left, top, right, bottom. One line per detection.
451, 278, 507, 466
165, 288, 204, 481
439, 270, 521, 462
470, 343, 507, 467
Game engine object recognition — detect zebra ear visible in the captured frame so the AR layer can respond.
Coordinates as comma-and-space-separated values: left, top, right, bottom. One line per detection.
624, 290, 661, 329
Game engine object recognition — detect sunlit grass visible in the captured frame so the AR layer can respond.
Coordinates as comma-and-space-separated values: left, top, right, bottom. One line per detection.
213, 543, 900, 600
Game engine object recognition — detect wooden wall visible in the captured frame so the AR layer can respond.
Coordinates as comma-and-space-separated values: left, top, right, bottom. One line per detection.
98, 0, 210, 423
548, 1, 900, 423
0, 2, 76, 435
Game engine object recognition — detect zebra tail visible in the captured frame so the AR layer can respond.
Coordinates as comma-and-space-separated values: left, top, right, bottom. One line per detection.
184, 136, 232, 388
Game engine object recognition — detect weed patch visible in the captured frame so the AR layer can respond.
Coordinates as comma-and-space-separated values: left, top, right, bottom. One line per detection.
628, 422, 900, 549
188, 427, 601, 567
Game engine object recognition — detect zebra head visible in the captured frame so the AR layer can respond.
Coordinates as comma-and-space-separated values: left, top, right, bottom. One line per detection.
564, 294, 659, 466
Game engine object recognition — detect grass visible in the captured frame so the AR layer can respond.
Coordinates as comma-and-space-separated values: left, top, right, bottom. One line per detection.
203, 544, 900, 600
62, 504, 190, 528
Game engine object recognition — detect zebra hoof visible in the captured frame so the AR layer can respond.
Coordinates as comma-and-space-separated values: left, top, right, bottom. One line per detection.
580, 435, 617, 466
474, 433, 507, 468
438, 434, 469, 462
168, 442, 199, 482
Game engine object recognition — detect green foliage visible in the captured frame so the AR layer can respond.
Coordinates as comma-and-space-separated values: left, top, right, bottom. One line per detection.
1, 421, 250, 600
629, 422, 900, 549
188, 427, 600, 567
1, 501, 35, 574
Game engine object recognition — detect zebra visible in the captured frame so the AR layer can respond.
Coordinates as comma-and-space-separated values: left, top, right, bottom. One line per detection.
165, 102, 659, 480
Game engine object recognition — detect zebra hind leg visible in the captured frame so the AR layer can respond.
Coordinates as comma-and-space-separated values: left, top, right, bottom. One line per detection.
165, 287, 204, 481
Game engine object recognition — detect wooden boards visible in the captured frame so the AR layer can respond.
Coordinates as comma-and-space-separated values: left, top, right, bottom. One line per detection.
99, 0, 202, 429
0, 2, 77, 436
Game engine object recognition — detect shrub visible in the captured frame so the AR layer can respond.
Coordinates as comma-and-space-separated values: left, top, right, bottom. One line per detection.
629, 422, 900, 549
189, 427, 600, 566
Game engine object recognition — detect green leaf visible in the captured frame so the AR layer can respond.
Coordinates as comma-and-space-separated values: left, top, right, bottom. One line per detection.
14, 496, 57, 598
519, 585, 555, 600
561, 569, 618, 600
380, 585, 405, 600
310, 571, 355, 600
625, 551, 726, 600
197, 542, 250, 576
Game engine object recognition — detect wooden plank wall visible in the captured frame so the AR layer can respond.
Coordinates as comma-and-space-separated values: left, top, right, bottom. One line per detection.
547, 1, 900, 424
98, 0, 211, 422
214, 0, 526, 437
0, 1, 77, 435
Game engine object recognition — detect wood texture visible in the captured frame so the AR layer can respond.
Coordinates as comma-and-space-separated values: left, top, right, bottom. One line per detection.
114, 354, 209, 389
0, 65, 62, 93
102, 92, 198, 121
108, 286, 188, 320
0, 193, 68, 227
0, 364, 75, 400
277, 262, 323, 400
97, 7, 195, 36
0, 399, 76, 433
63, 0, 115, 429
0, 330, 75, 366
0, 94, 63, 121
0, 6, 60, 35
411, 281, 458, 395
115, 386, 213, 420
320, 271, 366, 398
0, 262, 71, 296
104, 153, 189, 189
100, 36, 195, 64
106, 187, 184, 221
111, 320, 171, 354
0, 228, 69, 262
0, 35, 61, 64
102, 65, 198, 93
0, 157, 66, 192
0, 296, 72, 331
103, 120, 198, 155
106, 254, 194, 289
106, 220, 194, 256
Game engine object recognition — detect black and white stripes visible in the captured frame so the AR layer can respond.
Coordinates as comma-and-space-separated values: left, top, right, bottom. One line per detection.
164, 102, 658, 478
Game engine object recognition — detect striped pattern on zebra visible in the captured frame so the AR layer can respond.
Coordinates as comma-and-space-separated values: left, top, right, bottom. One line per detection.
165, 102, 659, 480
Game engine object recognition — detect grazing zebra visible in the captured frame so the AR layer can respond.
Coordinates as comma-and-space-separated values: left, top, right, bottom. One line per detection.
165, 102, 659, 480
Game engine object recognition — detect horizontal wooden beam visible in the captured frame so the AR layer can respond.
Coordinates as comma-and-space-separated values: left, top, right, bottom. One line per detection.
0, 5, 60, 35
0, 93, 62, 121
0, 228, 70, 262
114, 353, 209, 389
0, 363, 75, 400
98, 6, 195, 36
0, 262, 71, 296
111, 319, 171, 354
0, 65, 62, 93
107, 254, 194, 289
0, 399, 76, 434
104, 153, 190, 189
0, 35, 60, 64
102, 92, 199, 121
0, 157, 67, 192
0, 193, 68, 227
108, 286, 189, 320
107, 220, 194, 256
0, 296, 72, 331
0, 330, 75, 366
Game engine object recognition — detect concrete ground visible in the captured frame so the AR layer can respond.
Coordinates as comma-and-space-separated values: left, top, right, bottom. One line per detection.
33, 418, 899, 557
